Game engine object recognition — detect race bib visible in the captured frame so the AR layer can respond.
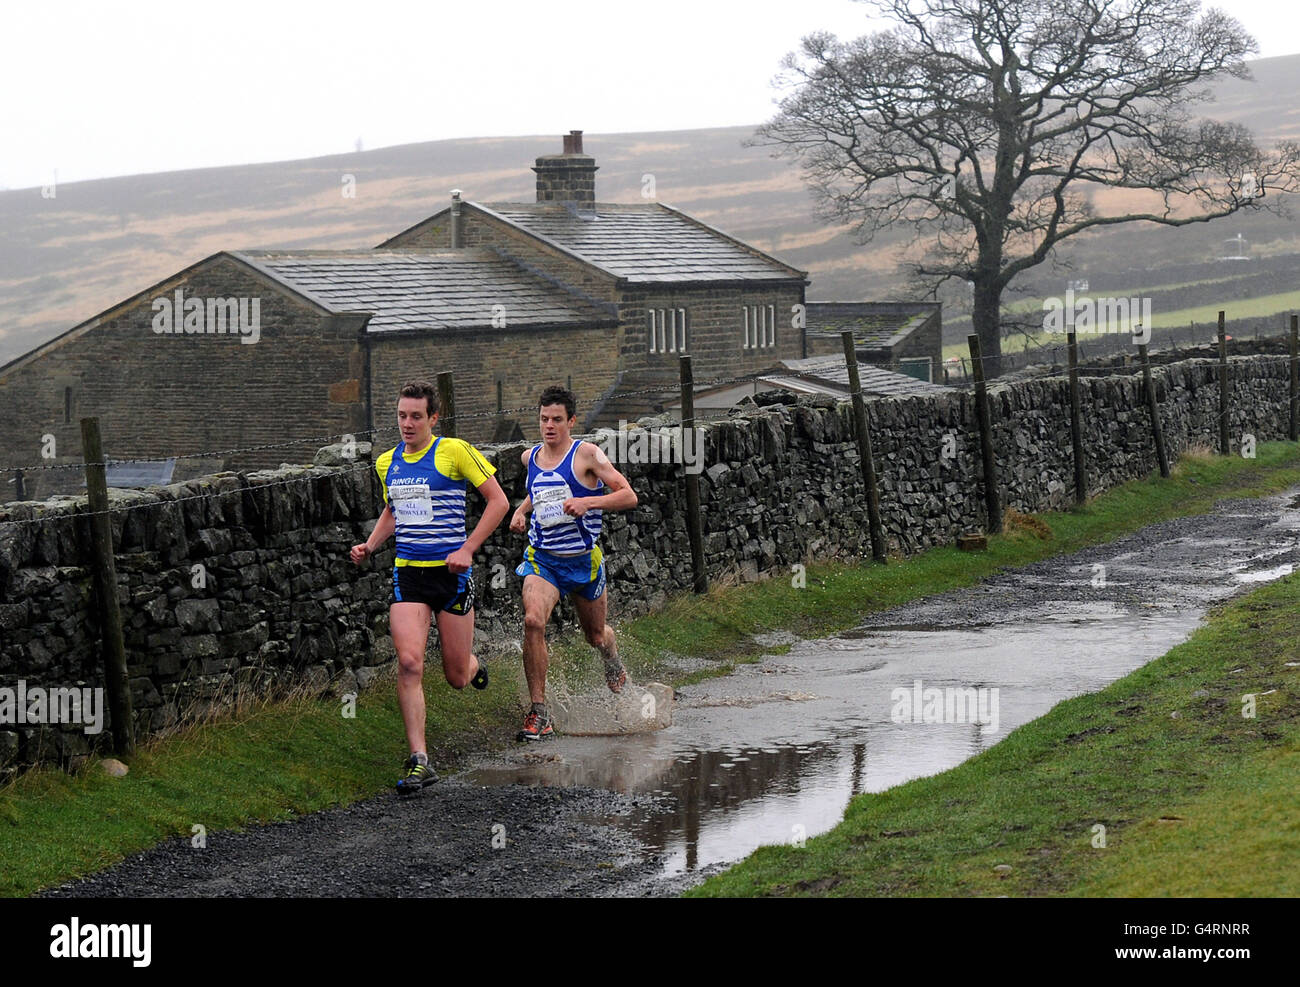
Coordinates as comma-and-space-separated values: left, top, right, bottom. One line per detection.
390, 482, 433, 523
533, 483, 574, 529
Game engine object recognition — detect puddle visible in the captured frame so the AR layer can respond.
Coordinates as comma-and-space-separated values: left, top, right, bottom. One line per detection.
461, 488, 1300, 883
1234, 563, 1294, 583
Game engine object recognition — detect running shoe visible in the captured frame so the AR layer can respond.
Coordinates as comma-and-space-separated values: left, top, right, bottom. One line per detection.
470, 657, 489, 691
516, 707, 554, 742
396, 754, 437, 795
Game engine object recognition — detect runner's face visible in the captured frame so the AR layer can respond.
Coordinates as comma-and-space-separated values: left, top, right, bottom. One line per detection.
539, 404, 575, 444
397, 397, 436, 446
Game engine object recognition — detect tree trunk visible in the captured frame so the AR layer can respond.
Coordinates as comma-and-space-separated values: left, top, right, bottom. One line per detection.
971, 280, 1004, 379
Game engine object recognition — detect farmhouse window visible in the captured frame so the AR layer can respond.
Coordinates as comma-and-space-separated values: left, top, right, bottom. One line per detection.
648, 308, 688, 354
742, 305, 777, 349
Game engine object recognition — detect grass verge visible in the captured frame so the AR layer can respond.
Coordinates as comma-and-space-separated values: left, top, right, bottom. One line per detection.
3, 442, 1300, 897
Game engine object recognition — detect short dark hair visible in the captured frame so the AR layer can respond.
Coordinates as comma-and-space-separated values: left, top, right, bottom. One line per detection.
399, 380, 439, 418
538, 385, 576, 420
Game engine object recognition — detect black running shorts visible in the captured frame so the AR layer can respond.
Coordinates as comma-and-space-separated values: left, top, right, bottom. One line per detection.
391, 565, 475, 615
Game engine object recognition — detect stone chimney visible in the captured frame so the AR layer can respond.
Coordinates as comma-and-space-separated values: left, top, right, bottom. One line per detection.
533, 130, 597, 204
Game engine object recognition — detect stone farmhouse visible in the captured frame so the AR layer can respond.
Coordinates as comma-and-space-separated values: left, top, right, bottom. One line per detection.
0, 131, 939, 500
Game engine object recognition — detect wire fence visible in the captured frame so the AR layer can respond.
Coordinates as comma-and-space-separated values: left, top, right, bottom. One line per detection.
941, 319, 1296, 386
2, 344, 1297, 530
5, 343, 1288, 477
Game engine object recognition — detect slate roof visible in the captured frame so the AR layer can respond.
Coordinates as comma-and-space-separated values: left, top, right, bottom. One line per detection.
805, 301, 939, 349
406, 202, 807, 284
773, 356, 951, 398
233, 249, 615, 333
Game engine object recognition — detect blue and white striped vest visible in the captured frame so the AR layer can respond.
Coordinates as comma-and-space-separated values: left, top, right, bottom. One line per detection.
527, 439, 603, 555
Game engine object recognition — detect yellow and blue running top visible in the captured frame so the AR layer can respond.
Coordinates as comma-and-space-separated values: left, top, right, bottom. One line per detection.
374, 436, 495, 566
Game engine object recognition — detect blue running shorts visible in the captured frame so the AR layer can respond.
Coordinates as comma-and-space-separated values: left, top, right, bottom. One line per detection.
516, 544, 606, 601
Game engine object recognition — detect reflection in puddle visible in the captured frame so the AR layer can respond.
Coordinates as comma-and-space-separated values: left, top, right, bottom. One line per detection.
611, 744, 850, 874
837, 623, 970, 637
468, 742, 853, 875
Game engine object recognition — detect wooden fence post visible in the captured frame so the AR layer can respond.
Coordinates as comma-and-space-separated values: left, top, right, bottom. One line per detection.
842, 332, 887, 563
80, 417, 134, 756
1290, 314, 1298, 443
1068, 331, 1086, 505
679, 356, 708, 594
437, 371, 457, 438
1139, 343, 1170, 478
1218, 311, 1230, 455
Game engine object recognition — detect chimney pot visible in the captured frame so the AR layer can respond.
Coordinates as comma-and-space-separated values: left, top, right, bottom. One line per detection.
450, 189, 463, 248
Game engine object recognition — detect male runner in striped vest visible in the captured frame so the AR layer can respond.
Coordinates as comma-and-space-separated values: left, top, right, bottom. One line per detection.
350, 381, 508, 793
509, 386, 638, 741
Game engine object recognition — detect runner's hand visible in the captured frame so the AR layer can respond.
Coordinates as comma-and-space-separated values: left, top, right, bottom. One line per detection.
563, 498, 589, 517
446, 546, 473, 574
350, 543, 371, 565
510, 507, 528, 533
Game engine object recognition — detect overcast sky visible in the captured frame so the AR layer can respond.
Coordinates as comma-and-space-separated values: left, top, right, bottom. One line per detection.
2, 0, 1297, 190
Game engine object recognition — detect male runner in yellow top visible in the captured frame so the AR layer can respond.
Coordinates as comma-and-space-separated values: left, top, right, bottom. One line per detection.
350, 380, 508, 794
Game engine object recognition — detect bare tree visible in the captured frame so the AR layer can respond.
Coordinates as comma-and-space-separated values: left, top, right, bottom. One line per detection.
757, 0, 1300, 375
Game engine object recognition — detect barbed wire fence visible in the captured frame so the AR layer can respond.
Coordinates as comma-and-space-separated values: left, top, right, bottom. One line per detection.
3, 323, 1298, 519
940, 313, 1297, 386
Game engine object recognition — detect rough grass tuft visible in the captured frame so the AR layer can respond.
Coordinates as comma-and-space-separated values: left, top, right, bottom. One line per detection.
1003, 507, 1053, 540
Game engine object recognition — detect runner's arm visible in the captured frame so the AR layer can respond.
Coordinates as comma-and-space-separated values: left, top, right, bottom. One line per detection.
437, 438, 510, 574
572, 442, 637, 513
350, 504, 394, 564
369, 503, 396, 549
463, 476, 510, 555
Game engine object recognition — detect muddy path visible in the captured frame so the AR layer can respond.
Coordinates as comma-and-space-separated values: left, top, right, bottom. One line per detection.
41, 489, 1300, 898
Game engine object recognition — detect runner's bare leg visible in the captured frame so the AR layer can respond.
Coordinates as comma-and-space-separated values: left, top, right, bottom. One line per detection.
522, 575, 561, 704
391, 601, 432, 753
575, 589, 624, 692
436, 607, 478, 689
